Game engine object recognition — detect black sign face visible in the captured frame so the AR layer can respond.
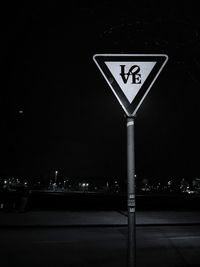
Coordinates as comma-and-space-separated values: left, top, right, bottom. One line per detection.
93, 54, 168, 116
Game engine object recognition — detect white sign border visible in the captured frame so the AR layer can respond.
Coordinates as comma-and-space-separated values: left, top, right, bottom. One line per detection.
93, 54, 169, 117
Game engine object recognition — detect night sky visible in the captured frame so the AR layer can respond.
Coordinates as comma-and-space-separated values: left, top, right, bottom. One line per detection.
1, 1, 200, 183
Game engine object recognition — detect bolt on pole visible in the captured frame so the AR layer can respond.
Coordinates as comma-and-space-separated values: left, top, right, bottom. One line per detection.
127, 116, 136, 267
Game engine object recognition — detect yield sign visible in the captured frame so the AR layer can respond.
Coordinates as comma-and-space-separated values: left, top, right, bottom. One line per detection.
93, 54, 168, 116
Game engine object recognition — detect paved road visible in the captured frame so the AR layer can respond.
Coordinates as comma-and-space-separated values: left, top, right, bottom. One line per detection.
0, 225, 200, 267
1, 210, 200, 226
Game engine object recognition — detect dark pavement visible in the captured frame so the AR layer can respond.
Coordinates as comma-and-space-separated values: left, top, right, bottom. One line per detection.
0, 210, 200, 266
0, 224, 200, 267
1, 210, 200, 226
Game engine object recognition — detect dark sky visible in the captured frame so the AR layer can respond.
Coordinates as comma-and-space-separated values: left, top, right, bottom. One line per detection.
1, 1, 200, 183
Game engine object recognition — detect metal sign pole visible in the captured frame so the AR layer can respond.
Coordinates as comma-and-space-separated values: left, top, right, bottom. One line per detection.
127, 116, 136, 267
93, 53, 168, 267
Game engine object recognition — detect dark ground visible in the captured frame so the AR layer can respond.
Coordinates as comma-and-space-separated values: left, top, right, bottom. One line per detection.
0, 222, 200, 267
1, 193, 200, 266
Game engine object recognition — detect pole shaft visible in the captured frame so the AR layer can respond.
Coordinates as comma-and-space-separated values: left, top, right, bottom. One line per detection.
127, 117, 136, 267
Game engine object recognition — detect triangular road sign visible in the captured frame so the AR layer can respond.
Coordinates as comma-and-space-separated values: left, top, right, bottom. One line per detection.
93, 54, 168, 116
